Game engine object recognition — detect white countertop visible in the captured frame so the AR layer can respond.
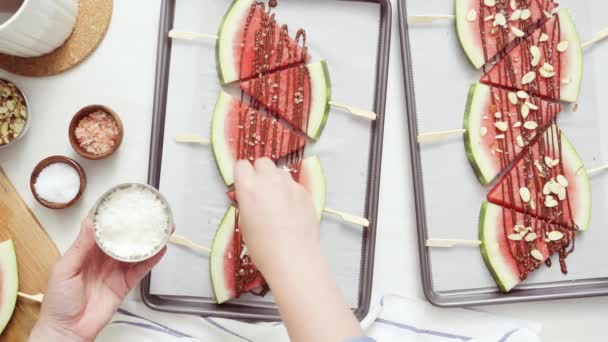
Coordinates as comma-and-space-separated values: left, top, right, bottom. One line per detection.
0, 1, 605, 341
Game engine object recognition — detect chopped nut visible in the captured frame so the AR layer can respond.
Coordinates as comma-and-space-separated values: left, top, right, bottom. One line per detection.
508, 234, 523, 241
521, 104, 530, 119
525, 233, 538, 242
523, 121, 538, 130
511, 26, 525, 37
531, 249, 544, 261
539, 33, 549, 42
494, 12, 507, 27
494, 121, 508, 132
548, 231, 564, 241
513, 121, 522, 128
522, 71, 536, 84
510, 9, 522, 21
516, 135, 525, 147
519, 187, 531, 203
526, 101, 539, 110
530, 45, 541, 66
556, 174, 569, 187
508, 92, 518, 104
520, 8, 531, 20
544, 195, 558, 208
516, 90, 529, 99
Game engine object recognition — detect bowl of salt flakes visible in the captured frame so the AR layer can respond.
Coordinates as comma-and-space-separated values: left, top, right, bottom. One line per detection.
69, 104, 123, 160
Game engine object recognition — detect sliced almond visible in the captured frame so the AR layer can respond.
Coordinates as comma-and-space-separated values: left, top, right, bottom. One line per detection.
530, 199, 536, 210
513, 121, 522, 128
484, 14, 495, 22
531, 249, 544, 261
484, 0, 496, 6
6, 100, 15, 111
10, 119, 24, 135
522, 71, 536, 85
508, 92, 518, 104
557, 40, 569, 52
523, 121, 538, 130
0, 121, 8, 137
467, 8, 477, 22
514, 224, 526, 233
516, 90, 529, 99
556, 174, 569, 187
520, 8, 531, 20
543, 10, 552, 18
526, 101, 538, 110
549, 180, 563, 195
494, 112, 502, 119
495, 134, 505, 139
521, 104, 530, 119
548, 231, 564, 241
511, 26, 525, 37
494, 121, 508, 132
543, 181, 551, 195
539, 68, 556, 78
539, 32, 549, 42
508, 234, 523, 241
516, 135, 525, 147
525, 233, 538, 242
519, 187, 531, 203
557, 186, 566, 201
481, 126, 488, 136
542, 62, 554, 71
510, 0, 518, 9
544, 195, 558, 208
510, 9, 522, 21
534, 160, 544, 173
530, 45, 541, 66
494, 12, 507, 27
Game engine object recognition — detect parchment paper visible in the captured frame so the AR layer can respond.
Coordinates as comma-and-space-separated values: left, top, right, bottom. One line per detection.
406, 0, 608, 292
150, 0, 382, 308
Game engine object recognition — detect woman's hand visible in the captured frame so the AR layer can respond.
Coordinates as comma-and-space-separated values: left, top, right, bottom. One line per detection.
29, 218, 167, 342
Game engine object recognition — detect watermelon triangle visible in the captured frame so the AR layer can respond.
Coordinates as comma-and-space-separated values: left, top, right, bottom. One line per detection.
218, 0, 310, 84
464, 83, 562, 185
240, 61, 331, 140
487, 124, 591, 231
479, 202, 574, 292
480, 9, 583, 102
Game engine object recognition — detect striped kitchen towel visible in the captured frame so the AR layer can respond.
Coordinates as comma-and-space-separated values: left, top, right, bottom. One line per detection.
97, 294, 542, 341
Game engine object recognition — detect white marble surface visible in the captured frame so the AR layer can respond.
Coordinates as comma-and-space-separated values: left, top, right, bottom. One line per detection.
0, 1, 605, 341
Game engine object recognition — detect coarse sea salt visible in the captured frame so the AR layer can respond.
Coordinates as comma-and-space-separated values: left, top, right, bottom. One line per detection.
34, 163, 80, 204
94, 185, 170, 261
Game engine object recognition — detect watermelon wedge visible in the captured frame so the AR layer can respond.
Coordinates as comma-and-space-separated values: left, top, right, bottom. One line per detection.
480, 9, 583, 102
456, 0, 558, 69
464, 83, 562, 185
211, 90, 307, 186
227, 155, 326, 219
0, 240, 18, 334
210, 206, 266, 304
240, 61, 332, 140
479, 202, 574, 292
217, 0, 309, 84
487, 124, 591, 231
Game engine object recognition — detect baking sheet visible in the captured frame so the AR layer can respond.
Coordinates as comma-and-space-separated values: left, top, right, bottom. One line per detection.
401, 0, 608, 305
145, 0, 390, 318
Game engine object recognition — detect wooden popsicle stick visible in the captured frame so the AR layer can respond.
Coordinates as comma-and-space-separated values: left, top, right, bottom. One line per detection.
324, 207, 369, 228
18, 292, 44, 303
582, 27, 608, 50
578, 164, 608, 176
426, 239, 481, 248
169, 234, 211, 254
329, 101, 377, 120
169, 30, 218, 41
407, 15, 455, 24
175, 134, 210, 145
417, 128, 466, 143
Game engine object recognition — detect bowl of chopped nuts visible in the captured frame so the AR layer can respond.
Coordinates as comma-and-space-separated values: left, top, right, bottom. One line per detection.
69, 105, 124, 160
0, 78, 29, 149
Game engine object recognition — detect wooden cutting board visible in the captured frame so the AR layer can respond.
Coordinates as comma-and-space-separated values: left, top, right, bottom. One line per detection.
0, 167, 60, 341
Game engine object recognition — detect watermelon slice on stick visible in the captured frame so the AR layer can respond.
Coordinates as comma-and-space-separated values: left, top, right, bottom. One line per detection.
480, 9, 583, 102
456, 0, 558, 69
487, 124, 591, 231
0, 240, 18, 334
210, 206, 266, 304
240, 61, 332, 140
216, 0, 309, 84
227, 155, 326, 219
464, 83, 562, 185
479, 202, 573, 292
211, 90, 307, 186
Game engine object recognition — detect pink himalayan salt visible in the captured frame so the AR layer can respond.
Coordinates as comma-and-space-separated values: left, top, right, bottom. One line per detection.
75, 111, 119, 155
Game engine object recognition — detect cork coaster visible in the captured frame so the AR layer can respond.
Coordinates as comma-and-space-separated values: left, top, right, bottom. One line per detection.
0, 0, 113, 77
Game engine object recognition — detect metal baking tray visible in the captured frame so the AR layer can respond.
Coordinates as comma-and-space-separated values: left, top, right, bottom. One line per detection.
141, 0, 391, 320
399, 0, 608, 307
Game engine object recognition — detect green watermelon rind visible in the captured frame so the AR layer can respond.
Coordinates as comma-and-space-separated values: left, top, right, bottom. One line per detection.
478, 202, 520, 293
301, 155, 327, 220
0, 240, 18, 334
306, 61, 332, 141
455, 0, 485, 69
217, 0, 254, 85
210, 206, 238, 304
557, 9, 584, 103
463, 83, 493, 185
211, 91, 237, 186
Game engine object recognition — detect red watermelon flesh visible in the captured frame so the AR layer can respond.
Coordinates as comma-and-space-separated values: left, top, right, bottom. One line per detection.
218, 0, 310, 84
464, 83, 562, 185
210, 206, 266, 304
480, 9, 583, 102
487, 124, 591, 232
479, 202, 573, 292
456, 0, 557, 69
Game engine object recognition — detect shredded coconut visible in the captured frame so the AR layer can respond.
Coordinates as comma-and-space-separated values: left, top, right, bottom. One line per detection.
94, 185, 170, 260
34, 163, 80, 204
75, 110, 119, 155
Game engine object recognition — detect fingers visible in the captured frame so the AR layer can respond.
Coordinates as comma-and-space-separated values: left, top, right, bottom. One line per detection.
234, 159, 256, 187
125, 247, 168, 289
57, 217, 98, 278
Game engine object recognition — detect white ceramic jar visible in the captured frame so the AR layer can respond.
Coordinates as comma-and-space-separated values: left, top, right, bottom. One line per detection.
0, 0, 79, 58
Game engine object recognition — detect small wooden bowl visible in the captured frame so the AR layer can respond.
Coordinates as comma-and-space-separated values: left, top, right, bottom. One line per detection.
30, 156, 87, 210
69, 105, 124, 160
